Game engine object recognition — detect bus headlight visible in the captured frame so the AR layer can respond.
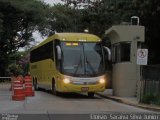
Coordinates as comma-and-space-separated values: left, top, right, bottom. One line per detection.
63, 78, 70, 84
99, 78, 105, 84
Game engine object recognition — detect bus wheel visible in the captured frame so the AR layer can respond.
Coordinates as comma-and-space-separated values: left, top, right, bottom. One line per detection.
88, 92, 95, 98
52, 79, 59, 96
33, 78, 39, 91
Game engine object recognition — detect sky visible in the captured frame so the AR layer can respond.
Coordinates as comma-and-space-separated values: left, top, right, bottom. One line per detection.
43, 0, 63, 5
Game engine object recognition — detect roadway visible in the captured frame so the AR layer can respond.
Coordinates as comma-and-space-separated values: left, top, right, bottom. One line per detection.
0, 89, 152, 113
0, 86, 158, 120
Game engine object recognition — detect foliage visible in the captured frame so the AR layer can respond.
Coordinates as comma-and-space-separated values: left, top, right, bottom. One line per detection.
136, 0, 160, 64
0, 12, 2, 32
1, 0, 160, 76
0, 0, 49, 76
60, 0, 160, 64
141, 93, 160, 105
6, 51, 29, 76
59, 0, 136, 36
47, 4, 81, 33
0, 0, 49, 54
7, 64, 23, 76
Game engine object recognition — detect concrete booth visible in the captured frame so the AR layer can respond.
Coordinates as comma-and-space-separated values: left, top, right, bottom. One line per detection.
105, 25, 145, 97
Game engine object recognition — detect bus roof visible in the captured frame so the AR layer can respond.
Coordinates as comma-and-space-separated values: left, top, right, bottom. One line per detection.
31, 33, 101, 51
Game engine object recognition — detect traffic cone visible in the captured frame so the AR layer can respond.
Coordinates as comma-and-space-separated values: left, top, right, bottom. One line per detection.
12, 75, 25, 101
24, 75, 35, 97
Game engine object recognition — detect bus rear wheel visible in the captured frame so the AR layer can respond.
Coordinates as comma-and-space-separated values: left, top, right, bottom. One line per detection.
88, 92, 95, 98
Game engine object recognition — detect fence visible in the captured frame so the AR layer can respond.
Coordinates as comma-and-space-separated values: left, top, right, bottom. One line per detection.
0, 77, 11, 100
140, 66, 160, 104
0, 77, 11, 89
0, 77, 11, 82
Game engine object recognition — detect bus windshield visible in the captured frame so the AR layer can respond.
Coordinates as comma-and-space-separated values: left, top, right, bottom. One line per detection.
60, 42, 105, 77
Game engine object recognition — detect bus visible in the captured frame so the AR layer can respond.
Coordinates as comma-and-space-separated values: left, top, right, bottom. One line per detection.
30, 33, 110, 97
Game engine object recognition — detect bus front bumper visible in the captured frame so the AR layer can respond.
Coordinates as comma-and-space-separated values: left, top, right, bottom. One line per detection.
58, 83, 105, 93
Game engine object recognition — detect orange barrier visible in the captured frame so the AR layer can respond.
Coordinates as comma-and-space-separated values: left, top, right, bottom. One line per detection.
12, 75, 25, 101
24, 75, 34, 97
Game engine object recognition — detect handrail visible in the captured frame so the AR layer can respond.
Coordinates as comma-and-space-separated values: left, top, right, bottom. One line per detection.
0, 77, 11, 79
0, 77, 11, 82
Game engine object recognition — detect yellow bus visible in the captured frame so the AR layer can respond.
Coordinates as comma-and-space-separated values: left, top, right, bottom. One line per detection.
30, 33, 110, 97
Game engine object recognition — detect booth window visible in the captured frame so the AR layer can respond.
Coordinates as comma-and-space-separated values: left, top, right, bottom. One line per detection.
112, 42, 131, 63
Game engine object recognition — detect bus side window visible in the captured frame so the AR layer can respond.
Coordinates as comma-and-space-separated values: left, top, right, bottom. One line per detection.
42, 41, 54, 60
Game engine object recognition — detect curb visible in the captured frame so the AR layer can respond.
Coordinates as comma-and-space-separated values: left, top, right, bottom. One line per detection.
96, 93, 160, 112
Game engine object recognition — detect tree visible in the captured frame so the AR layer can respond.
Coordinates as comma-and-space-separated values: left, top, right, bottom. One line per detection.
60, 0, 160, 64
47, 4, 82, 33
0, 0, 49, 76
135, 0, 160, 64
0, 12, 2, 32
6, 50, 30, 76
60, 0, 132, 36
0, 0, 49, 53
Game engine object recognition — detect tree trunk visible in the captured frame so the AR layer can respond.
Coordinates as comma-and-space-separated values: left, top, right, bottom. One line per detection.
0, 62, 5, 76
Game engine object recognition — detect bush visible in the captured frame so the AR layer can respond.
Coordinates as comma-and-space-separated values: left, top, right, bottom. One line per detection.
8, 64, 24, 76
141, 93, 155, 104
141, 93, 160, 105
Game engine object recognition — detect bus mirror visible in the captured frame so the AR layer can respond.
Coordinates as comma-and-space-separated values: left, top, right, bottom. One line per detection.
103, 46, 111, 61
56, 46, 62, 60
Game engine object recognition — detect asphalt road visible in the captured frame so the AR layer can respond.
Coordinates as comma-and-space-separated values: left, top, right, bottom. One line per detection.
0, 89, 152, 113
0, 85, 158, 120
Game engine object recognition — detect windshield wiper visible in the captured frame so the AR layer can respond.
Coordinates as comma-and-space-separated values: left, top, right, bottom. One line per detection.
74, 55, 82, 74
85, 56, 96, 74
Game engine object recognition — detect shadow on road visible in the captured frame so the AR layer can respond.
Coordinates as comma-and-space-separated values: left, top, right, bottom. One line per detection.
37, 88, 101, 99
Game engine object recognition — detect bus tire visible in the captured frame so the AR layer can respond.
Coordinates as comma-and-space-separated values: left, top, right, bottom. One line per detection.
88, 92, 95, 98
52, 79, 60, 96
33, 78, 39, 91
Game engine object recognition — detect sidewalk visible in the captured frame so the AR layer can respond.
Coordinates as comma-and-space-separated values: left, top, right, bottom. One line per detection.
97, 89, 160, 112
